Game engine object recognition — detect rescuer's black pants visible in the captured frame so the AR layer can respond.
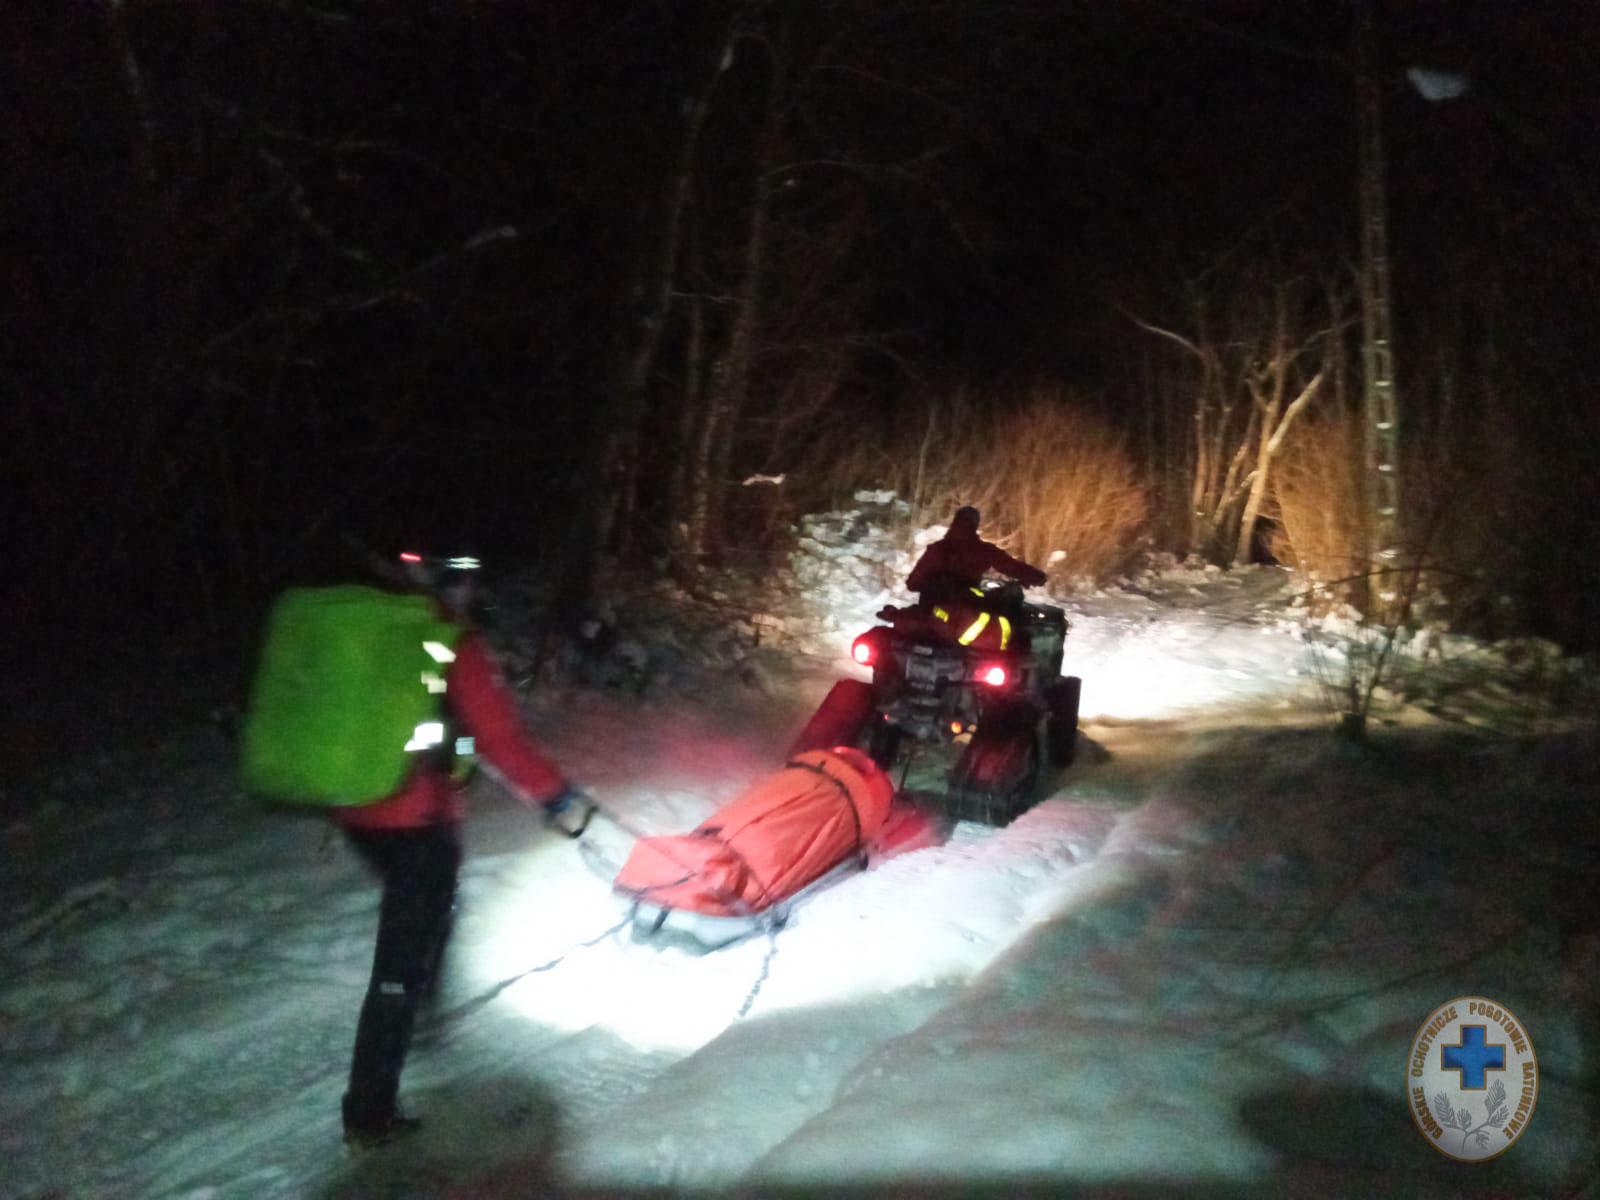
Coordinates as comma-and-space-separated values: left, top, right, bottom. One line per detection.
340, 823, 461, 1130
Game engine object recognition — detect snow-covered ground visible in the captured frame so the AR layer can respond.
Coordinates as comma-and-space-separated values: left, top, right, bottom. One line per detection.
4, 499, 1597, 1199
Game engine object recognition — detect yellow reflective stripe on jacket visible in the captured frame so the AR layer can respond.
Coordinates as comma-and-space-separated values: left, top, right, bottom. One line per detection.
955, 611, 1012, 649
957, 612, 990, 645
933, 606, 951, 622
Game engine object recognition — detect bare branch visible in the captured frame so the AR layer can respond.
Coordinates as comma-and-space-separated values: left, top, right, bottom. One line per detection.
1121, 308, 1206, 360
1264, 369, 1326, 457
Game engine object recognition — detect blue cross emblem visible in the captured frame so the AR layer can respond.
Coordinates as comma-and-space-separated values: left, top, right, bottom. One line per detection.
1441, 1024, 1505, 1090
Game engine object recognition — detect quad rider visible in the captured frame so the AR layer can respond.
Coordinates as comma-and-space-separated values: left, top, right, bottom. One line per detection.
900, 506, 1047, 652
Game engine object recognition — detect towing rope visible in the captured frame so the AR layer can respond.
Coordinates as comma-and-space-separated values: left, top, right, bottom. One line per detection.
416, 795, 777, 1033
574, 792, 820, 1023
736, 922, 781, 1019
441, 767, 872, 1031
598, 795, 783, 1018
422, 911, 632, 1035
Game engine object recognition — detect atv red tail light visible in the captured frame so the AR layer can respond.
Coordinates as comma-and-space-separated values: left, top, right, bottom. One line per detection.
851, 636, 876, 666
399, 551, 423, 563
978, 663, 1008, 688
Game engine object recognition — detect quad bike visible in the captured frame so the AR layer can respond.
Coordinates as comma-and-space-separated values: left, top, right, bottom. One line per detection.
847, 580, 1081, 825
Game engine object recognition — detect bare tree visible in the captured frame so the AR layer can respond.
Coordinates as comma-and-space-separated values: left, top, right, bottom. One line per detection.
660, 4, 901, 582
682, 40, 784, 574
1232, 283, 1331, 565
555, 5, 753, 618
1128, 268, 1345, 564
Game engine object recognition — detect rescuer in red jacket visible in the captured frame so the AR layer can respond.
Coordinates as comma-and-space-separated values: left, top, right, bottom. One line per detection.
337, 551, 583, 1147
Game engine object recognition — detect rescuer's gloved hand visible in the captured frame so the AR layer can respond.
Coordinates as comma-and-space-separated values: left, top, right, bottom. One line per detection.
546, 784, 581, 816
545, 785, 596, 838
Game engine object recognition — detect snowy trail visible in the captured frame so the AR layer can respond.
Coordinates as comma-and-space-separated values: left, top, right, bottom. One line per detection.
0, 566, 1309, 1200
3, 696, 1160, 1199
4, 553, 1596, 1198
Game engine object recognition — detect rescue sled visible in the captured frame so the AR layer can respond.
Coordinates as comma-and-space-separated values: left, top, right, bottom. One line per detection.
612, 747, 894, 951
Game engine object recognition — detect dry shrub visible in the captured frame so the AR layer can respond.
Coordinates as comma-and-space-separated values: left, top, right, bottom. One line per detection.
795, 387, 1149, 584
1270, 414, 1365, 588
883, 389, 1150, 584
987, 395, 1150, 581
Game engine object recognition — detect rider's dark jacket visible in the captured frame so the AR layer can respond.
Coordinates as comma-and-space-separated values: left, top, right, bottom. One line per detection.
906, 524, 1047, 606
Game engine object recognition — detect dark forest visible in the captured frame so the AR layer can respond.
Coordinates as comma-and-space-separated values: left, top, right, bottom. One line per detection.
7, 1, 1599, 669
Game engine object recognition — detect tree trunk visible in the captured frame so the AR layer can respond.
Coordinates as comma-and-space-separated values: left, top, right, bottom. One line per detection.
695, 37, 785, 569
553, 13, 741, 627
703, 177, 772, 559
1234, 367, 1325, 565
669, 293, 710, 584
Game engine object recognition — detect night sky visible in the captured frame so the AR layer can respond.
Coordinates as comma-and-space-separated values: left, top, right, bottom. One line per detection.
6, 2, 1598, 668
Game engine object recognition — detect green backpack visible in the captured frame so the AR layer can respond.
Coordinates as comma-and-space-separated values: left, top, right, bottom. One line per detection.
240, 586, 465, 806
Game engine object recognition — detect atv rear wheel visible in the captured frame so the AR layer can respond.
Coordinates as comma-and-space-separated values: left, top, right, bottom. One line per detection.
949, 720, 1040, 825
1045, 675, 1081, 767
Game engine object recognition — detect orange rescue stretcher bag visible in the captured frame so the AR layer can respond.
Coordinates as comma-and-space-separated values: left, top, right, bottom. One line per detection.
612, 747, 894, 949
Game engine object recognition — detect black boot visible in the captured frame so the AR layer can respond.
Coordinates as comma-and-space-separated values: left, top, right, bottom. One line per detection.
342, 1091, 422, 1148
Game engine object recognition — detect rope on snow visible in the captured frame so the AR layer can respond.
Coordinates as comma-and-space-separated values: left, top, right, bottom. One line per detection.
736, 921, 782, 1020
421, 911, 632, 1036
